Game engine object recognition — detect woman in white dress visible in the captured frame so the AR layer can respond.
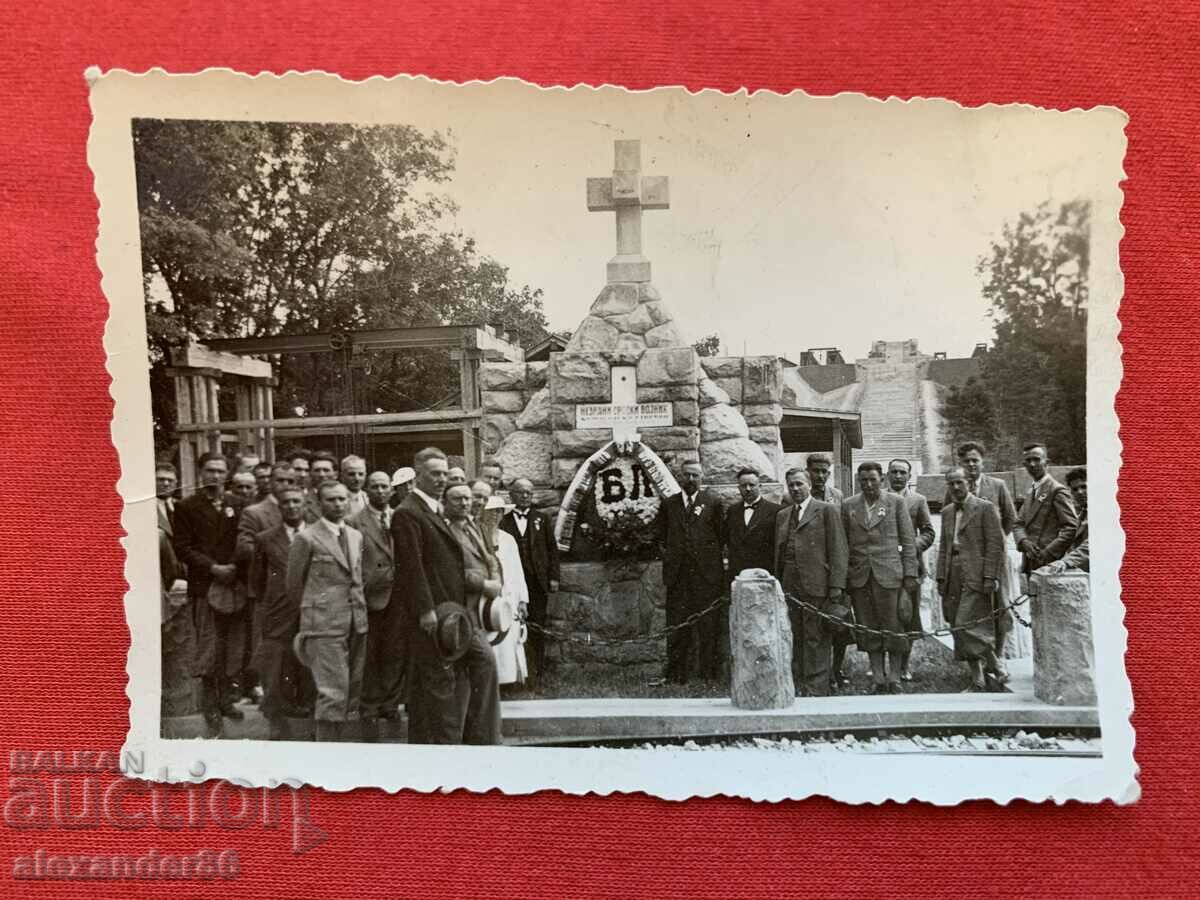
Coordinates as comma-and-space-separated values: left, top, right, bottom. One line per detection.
473, 489, 528, 685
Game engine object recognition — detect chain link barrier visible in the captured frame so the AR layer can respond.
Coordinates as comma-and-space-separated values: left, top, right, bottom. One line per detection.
525, 587, 1033, 647
781, 590, 1033, 641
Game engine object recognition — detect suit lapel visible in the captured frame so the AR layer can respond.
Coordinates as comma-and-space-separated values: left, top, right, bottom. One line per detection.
795, 499, 819, 530
862, 496, 883, 530
311, 523, 350, 570
362, 509, 391, 558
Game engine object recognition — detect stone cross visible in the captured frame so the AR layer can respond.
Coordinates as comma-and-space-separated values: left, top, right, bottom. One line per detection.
587, 139, 670, 284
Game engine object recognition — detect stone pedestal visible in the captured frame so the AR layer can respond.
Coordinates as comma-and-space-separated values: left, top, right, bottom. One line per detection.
545, 561, 667, 675
1030, 571, 1097, 706
161, 585, 200, 717
729, 570, 794, 710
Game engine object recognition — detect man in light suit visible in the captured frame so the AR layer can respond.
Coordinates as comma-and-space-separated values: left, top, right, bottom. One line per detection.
390, 447, 500, 744
938, 467, 1008, 690
774, 468, 848, 696
444, 483, 502, 744
1013, 443, 1079, 573
348, 471, 402, 735
287, 481, 368, 742
842, 461, 918, 694
499, 477, 559, 681
655, 460, 727, 684
724, 467, 780, 578
943, 442, 1018, 535
887, 458, 937, 682
249, 487, 314, 739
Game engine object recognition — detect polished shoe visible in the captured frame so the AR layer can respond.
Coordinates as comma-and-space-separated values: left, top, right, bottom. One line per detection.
887, 681, 904, 694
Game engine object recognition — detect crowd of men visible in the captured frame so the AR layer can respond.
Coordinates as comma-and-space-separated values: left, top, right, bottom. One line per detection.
156, 447, 557, 744
156, 438, 1089, 742
661, 443, 1087, 695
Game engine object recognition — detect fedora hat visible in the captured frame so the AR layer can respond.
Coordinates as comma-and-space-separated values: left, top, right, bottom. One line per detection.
478, 595, 514, 646
433, 601, 474, 662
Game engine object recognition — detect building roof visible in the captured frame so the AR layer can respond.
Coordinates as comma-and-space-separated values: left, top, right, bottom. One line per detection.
780, 366, 864, 446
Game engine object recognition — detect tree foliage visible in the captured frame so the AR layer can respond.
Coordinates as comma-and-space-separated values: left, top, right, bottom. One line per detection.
692, 333, 722, 357
134, 119, 548, 452
943, 200, 1089, 469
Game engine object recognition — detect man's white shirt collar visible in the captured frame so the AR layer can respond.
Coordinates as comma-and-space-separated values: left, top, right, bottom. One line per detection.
317, 517, 345, 538
794, 496, 811, 520
1032, 473, 1051, 492
412, 486, 441, 514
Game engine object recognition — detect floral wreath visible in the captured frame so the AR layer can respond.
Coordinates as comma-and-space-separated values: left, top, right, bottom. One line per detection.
554, 439, 681, 552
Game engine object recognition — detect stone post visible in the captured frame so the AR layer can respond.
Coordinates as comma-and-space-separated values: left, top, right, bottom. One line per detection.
1029, 570, 1097, 705
729, 570, 794, 710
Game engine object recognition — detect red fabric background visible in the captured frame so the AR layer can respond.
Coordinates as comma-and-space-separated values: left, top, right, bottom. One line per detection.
1, 2, 1195, 896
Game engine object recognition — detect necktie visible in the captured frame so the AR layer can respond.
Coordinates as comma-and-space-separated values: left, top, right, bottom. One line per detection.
380, 509, 388, 530
338, 526, 350, 564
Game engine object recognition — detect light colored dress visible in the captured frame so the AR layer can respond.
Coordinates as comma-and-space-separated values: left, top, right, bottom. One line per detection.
490, 529, 529, 685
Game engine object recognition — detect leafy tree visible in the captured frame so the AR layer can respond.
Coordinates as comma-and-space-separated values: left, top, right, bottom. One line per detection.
692, 333, 722, 357
941, 376, 999, 456
946, 200, 1088, 469
134, 119, 548, 453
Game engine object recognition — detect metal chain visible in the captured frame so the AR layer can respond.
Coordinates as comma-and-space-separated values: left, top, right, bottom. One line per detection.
525, 589, 1034, 647
525, 593, 728, 647
782, 591, 1034, 641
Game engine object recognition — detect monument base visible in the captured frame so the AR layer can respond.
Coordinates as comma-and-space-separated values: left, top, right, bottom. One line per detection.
545, 560, 666, 675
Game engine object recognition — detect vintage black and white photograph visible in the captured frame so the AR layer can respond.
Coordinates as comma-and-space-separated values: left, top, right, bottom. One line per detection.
93, 71, 1131, 802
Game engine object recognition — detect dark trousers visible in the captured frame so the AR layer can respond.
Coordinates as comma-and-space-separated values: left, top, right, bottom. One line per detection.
406, 626, 501, 745
361, 605, 406, 718
524, 581, 548, 678
901, 577, 923, 650
851, 575, 906, 656
787, 593, 832, 696
199, 609, 246, 717
665, 578, 723, 683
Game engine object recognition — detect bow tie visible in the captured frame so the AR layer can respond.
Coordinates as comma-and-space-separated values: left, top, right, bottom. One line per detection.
514, 510, 528, 519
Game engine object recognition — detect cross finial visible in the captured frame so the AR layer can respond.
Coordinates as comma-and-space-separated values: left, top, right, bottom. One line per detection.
587, 139, 670, 284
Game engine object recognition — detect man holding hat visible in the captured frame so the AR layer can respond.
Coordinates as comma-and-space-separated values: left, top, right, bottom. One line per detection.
390, 447, 501, 744
287, 481, 368, 741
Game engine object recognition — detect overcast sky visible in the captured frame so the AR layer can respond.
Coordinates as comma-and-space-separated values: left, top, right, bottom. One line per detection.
390, 82, 1110, 361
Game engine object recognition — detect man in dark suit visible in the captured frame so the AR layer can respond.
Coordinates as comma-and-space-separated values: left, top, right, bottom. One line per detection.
943, 442, 1018, 535
1039, 466, 1089, 573
1013, 443, 1079, 573
723, 467, 780, 578
887, 458, 937, 682
390, 447, 500, 744
938, 467, 1008, 691
287, 481, 368, 741
655, 460, 726, 683
174, 452, 247, 737
807, 452, 845, 505
236, 464, 297, 565
249, 487, 314, 739
774, 467, 848, 696
499, 477, 559, 680
842, 461, 918, 694
348, 471, 402, 734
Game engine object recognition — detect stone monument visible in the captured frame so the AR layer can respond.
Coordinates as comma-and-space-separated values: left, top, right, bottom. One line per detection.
1029, 570, 1097, 705
729, 570, 795, 709
480, 139, 788, 678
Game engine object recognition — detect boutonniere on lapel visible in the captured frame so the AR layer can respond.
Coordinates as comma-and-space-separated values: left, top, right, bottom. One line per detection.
533, 518, 542, 532
224, 506, 236, 518
693, 503, 704, 517
877, 506, 887, 519
1036, 489, 1049, 502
